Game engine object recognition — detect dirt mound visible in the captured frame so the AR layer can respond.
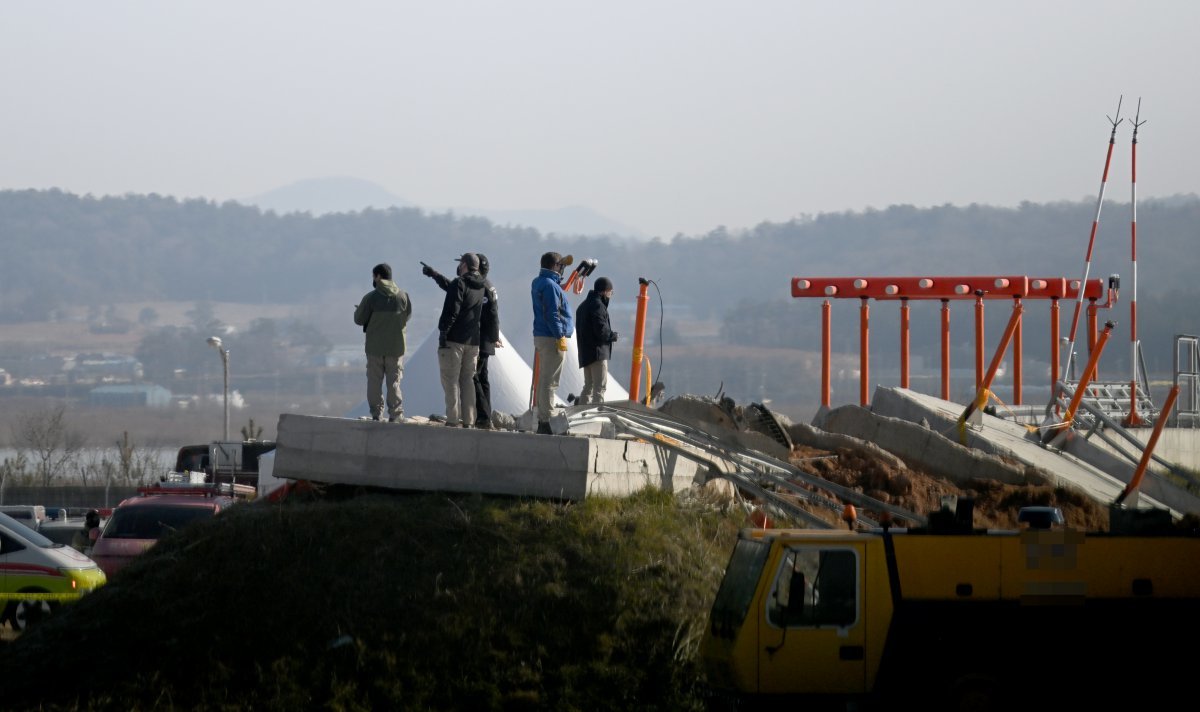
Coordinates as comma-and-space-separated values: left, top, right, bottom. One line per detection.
787, 443, 1112, 530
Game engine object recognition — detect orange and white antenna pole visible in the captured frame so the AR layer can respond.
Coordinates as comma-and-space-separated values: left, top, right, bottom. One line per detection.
1125, 99, 1146, 426
1061, 97, 1123, 388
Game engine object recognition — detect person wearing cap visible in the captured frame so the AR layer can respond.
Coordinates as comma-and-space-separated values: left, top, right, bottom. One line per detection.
575, 276, 618, 404
354, 263, 413, 422
435, 253, 487, 427
530, 251, 574, 434
422, 254, 502, 428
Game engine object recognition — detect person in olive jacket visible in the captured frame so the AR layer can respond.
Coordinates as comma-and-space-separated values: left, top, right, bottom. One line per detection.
354, 263, 413, 422
575, 277, 618, 404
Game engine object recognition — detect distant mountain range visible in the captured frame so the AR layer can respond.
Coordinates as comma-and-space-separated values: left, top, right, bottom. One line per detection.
243, 177, 646, 239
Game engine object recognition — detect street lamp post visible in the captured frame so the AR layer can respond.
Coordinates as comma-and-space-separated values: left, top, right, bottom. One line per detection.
206, 336, 230, 441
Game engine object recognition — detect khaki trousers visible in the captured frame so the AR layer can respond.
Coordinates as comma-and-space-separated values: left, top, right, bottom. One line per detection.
366, 354, 404, 419
438, 341, 479, 426
580, 360, 608, 404
534, 336, 566, 423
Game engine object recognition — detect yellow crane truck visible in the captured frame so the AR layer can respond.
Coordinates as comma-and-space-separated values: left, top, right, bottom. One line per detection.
700, 500, 1200, 710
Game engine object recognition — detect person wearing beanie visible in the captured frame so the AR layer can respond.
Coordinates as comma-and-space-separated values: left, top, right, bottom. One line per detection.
530, 251, 574, 433
354, 262, 413, 422
575, 276, 618, 404
423, 252, 501, 428
433, 253, 486, 427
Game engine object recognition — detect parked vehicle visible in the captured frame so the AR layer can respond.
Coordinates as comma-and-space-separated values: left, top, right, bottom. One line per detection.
0, 505, 47, 531
1, 511, 106, 632
700, 502, 1200, 709
169, 439, 276, 489
89, 483, 250, 578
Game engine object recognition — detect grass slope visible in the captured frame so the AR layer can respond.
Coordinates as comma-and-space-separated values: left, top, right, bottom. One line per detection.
0, 488, 744, 711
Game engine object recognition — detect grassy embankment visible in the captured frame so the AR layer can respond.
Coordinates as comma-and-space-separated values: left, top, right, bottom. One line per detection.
0, 487, 749, 711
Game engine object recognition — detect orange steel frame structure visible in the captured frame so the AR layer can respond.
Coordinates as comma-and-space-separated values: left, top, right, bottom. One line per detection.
791, 275, 1116, 408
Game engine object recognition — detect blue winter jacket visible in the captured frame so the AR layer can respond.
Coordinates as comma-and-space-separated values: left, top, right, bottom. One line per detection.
531, 267, 574, 338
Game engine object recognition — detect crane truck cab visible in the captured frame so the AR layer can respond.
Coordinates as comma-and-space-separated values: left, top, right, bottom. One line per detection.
700, 501, 1200, 710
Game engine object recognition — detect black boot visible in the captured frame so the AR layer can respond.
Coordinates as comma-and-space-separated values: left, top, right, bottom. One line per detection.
537, 421, 552, 435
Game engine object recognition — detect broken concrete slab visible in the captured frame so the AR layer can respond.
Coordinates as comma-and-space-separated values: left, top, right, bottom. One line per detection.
814, 403, 1050, 487
859, 386, 1198, 517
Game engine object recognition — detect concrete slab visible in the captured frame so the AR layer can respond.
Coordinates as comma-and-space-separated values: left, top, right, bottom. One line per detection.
272, 414, 705, 501
860, 387, 1200, 517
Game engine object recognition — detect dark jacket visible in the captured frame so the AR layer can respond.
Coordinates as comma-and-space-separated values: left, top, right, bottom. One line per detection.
434, 272, 500, 355
576, 289, 617, 368
354, 279, 412, 357
438, 271, 486, 346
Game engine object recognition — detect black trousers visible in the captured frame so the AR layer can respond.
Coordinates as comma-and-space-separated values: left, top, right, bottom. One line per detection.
473, 352, 492, 424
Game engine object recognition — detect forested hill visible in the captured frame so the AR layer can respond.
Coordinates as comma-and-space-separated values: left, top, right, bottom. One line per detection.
2, 188, 1198, 330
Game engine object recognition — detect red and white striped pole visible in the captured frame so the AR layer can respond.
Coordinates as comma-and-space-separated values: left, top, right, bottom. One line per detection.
1061, 97, 1123, 389
1125, 99, 1146, 426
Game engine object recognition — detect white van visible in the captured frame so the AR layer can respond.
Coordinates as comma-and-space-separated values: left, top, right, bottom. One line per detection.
0, 511, 106, 632
0, 505, 47, 531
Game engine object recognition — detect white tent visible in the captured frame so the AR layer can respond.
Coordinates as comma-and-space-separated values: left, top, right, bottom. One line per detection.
344, 328, 628, 420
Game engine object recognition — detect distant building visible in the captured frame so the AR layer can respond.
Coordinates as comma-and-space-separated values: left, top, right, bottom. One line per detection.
0, 368, 10, 387
89, 384, 173, 408
69, 353, 144, 383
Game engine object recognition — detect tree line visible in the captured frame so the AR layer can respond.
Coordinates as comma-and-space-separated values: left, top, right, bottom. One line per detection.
2, 187, 1197, 381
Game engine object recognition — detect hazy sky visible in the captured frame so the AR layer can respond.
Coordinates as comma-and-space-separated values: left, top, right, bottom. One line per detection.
3, 1, 1197, 237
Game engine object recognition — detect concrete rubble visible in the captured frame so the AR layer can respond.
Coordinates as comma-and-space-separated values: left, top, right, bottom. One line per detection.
270, 386, 1199, 522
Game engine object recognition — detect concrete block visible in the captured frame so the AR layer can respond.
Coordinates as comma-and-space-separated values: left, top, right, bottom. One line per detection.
273, 413, 702, 502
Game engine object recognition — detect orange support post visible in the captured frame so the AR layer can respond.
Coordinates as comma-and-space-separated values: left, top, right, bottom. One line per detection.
1115, 384, 1180, 506
627, 279, 650, 403
528, 355, 540, 410
859, 297, 870, 406
821, 300, 831, 408
1012, 297, 1023, 406
974, 292, 985, 391
956, 301, 1024, 441
899, 298, 910, 389
1050, 297, 1061, 400
940, 299, 951, 400
1045, 321, 1115, 444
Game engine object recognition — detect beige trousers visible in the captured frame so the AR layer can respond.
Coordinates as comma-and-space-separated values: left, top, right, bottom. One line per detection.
438, 341, 479, 425
534, 336, 566, 423
366, 354, 404, 419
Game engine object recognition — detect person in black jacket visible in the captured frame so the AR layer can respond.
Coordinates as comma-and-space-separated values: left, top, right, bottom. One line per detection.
432, 253, 486, 427
575, 277, 618, 404
422, 253, 502, 428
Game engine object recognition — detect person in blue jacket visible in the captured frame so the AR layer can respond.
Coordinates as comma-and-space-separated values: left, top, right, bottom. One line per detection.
530, 251, 573, 434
